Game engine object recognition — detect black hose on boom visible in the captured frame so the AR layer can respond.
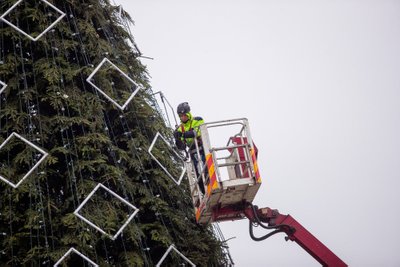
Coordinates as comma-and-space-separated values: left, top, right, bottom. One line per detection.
249, 220, 286, 241
247, 203, 295, 242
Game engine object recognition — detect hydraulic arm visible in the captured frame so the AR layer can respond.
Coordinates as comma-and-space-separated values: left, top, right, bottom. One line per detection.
213, 203, 347, 267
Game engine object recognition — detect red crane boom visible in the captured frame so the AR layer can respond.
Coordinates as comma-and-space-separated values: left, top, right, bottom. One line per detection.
213, 203, 347, 267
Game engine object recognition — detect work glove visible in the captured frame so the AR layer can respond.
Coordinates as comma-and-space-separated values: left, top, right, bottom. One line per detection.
183, 130, 195, 138
174, 130, 182, 139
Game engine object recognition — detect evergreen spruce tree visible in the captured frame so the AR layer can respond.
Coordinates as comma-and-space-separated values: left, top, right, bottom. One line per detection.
0, 0, 229, 266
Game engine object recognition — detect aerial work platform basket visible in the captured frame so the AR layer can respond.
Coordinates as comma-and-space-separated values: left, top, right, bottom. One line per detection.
187, 118, 261, 225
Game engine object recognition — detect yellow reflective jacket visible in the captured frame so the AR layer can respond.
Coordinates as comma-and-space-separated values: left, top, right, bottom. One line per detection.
176, 112, 204, 148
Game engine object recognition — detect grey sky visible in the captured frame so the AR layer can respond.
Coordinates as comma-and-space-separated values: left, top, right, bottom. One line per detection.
116, 0, 400, 266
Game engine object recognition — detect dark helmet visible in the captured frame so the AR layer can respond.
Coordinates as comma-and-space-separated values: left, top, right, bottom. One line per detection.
177, 102, 190, 114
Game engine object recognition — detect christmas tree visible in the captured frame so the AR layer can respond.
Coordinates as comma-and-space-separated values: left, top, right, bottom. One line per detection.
0, 0, 230, 265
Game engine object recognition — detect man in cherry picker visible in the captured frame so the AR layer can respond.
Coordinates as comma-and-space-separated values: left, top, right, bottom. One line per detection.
173, 102, 206, 194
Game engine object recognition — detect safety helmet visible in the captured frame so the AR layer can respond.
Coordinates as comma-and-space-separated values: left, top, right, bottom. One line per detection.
177, 102, 190, 114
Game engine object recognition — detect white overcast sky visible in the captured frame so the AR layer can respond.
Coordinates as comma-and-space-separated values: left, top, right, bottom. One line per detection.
115, 1, 400, 266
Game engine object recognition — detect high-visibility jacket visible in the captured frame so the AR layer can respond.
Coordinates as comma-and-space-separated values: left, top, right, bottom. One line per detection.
176, 112, 204, 149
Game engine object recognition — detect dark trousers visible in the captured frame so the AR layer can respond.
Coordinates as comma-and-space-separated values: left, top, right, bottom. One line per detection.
190, 147, 206, 194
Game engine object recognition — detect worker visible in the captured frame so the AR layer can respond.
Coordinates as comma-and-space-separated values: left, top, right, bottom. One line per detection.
174, 102, 206, 194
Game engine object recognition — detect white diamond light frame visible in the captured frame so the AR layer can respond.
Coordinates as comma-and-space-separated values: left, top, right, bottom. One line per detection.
0, 0, 66, 42
0, 132, 48, 188
0, 80, 7, 94
73, 183, 139, 240
86, 57, 140, 110
54, 247, 99, 267
156, 244, 196, 267
148, 132, 186, 185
